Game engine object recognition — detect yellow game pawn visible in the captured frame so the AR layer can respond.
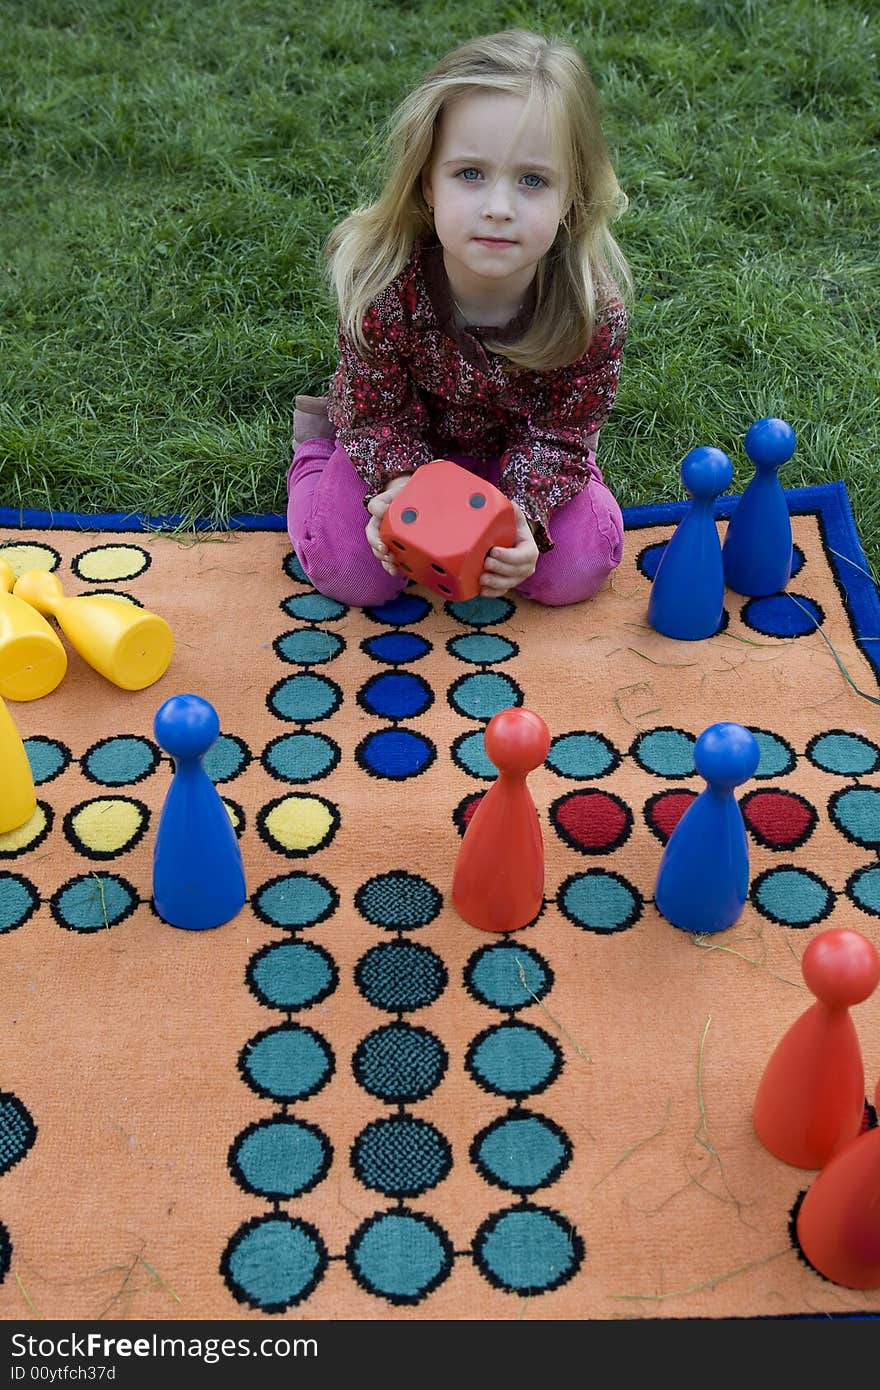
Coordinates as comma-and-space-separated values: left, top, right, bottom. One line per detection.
0, 694, 37, 833
13, 570, 173, 691
0, 557, 68, 700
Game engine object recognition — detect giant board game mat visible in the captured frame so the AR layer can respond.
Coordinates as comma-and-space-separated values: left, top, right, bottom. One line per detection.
1, 481, 879, 1322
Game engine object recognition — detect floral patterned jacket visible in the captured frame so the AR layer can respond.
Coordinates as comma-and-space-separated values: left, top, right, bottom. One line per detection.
327, 238, 627, 550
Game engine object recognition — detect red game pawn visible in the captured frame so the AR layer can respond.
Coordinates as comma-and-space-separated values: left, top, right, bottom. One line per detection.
795, 1077, 880, 1289
753, 927, 880, 1168
452, 707, 550, 933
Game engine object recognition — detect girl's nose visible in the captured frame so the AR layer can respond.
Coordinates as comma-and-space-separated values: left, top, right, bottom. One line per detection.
482, 179, 515, 219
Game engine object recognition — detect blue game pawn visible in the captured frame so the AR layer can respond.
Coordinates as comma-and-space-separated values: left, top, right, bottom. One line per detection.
152, 693, 246, 931
654, 722, 760, 934
722, 417, 796, 596
647, 446, 733, 640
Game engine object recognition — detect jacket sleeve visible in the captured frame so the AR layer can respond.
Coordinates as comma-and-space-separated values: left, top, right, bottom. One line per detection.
327, 293, 434, 496
496, 297, 627, 550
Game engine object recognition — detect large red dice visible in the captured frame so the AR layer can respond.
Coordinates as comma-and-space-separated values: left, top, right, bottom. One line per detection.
379, 459, 517, 600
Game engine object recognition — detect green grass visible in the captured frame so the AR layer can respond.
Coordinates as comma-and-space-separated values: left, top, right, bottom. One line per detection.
2, 0, 878, 573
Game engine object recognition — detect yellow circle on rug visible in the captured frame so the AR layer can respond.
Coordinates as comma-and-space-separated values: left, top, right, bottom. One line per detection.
66, 798, 147, 856
82, 590, 141, 606
263, 796, 336, 854
74, 545, 150, 582
0, 805, 50, 855
0, 544, 59, 578
223, 799, 242, 833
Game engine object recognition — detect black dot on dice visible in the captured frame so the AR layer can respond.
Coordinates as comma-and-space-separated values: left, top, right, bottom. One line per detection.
401, 508, 418, 524
469, 493, 487, 509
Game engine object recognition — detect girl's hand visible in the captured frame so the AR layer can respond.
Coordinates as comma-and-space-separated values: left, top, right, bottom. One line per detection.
365, 474, 413, 573
479, 504, 539, 596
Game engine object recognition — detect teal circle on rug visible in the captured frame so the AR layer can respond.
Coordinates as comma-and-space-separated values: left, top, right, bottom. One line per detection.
557, 870, 641, 933
230, 1117, 331, 1199
283, 551, 311, 585
447, 633, 516, 665
465, 942, 552, 1011
845, 864, 880, 917
282, 591, 346, 621
355, 941, 447, 1013
262, 732, 339, 784
240, 1025, 334, 1102
828, 787, 880, 848
354, 872, 442, 930
353, 1024, 447, 1102
351, 1117, 451, 1197
252, 872, 337, 929
749, 729, 796, 778
451, 729, 495, 779
466, 1022, 561, 1098
222, 1215, 327, 1312
546, 731, 618, 780
0, 874, 39, 933
275, 628, 344, 666
80, 735, 157, 786
448, 672, 522, 721
50, 874, 138, 932
631, 727, 695, 777
473, 1112, 570, 1193
751, 866, 834, 926
24, 736, 71, 784
807, 731, 879, 775
268, 673, 341, 723
0, 1093, 37, 1175
446, 596, 514, 627
202, 734, 250, 783
473, 1205, 583, 1293
347, 1210, 453, 1304
247, 941, 337, 1010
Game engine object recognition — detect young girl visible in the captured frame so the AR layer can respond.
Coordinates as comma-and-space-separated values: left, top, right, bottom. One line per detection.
287, 29, 632, 607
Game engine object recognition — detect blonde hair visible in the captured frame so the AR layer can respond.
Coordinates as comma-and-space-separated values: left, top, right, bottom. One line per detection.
325, 29, 632, 370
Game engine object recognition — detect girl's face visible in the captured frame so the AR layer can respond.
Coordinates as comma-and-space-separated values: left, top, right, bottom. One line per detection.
422, 90, 567, 304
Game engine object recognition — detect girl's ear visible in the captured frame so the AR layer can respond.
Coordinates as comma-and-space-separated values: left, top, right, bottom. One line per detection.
420, 167, 434, 211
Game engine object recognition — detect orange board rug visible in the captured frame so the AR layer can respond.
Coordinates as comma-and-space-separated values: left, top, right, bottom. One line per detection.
1, 481, 879, 1323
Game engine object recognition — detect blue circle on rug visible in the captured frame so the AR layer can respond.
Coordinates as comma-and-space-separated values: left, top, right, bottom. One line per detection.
284, 551, 311, 584
0, 874, 39, 933
252, 872, 337, 929
24, 736, 71, 785
274, 629, 344, 666
50, 874, 138, 932
352, 1117, 451, 1197
353, 1024, 447, 1102
241, 1025, 334, 1101
466, 942, 552, 1011
742, 592, 823, 637
846, 864, 880, 917
547, 732, 619, 780
81, 735, 157, 786
558, 870, 642, 933
750, 729, 796, 778
446, 596, 514, 627
358, 671, 433, 720
356, 728, 436, 779
230, 1117, 331, 1199
473, 1205, 583, 1294
636, 542, 666, 580
466, 1022, 561, 1098
361, 632, 431, 664
248, 941, 337, 1010
262, 732, 339, 784
0, 1093, 37, 1175
631, 728, 695, 777
448, 672, 522, 721
356, 942, 447, 1013
347, 1210, 453, 1304
447, 633, 516, 665
751, 867, 833, 926
354, 872, 442, 930
808, 731, 880, 776
365, 593, 431, 626
222, 1215, 327, 1312
268, 673, 341, 723
829, 788, 880, 848
451, 729, 495, 780
473, 1113, 570, 1193
202, 734, 250, 784
282, 591, 346, 622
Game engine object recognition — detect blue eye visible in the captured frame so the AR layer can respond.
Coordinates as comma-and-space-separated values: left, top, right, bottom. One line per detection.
457, 168, 482, 181
521, 173, 546, 189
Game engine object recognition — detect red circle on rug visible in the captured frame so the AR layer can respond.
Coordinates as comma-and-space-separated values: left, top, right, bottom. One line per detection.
454, 792, 485, 836
551, 791, 632, 853
644, 790, 697, 842
741, 790, 817, 849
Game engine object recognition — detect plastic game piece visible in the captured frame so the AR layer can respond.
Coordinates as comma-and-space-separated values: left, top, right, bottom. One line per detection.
722, 417, 796, 597
379, 458, 517, 601
452, 706, 550, 933
654, 721, 760, 934
753, 927, 880, 1169
0, 694, 37, 834
13, 569, 173, 691
647, 446, 733, 640
152, 693, 247, 931
0, 557, 67, 701
795, 1077, 880, 1289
